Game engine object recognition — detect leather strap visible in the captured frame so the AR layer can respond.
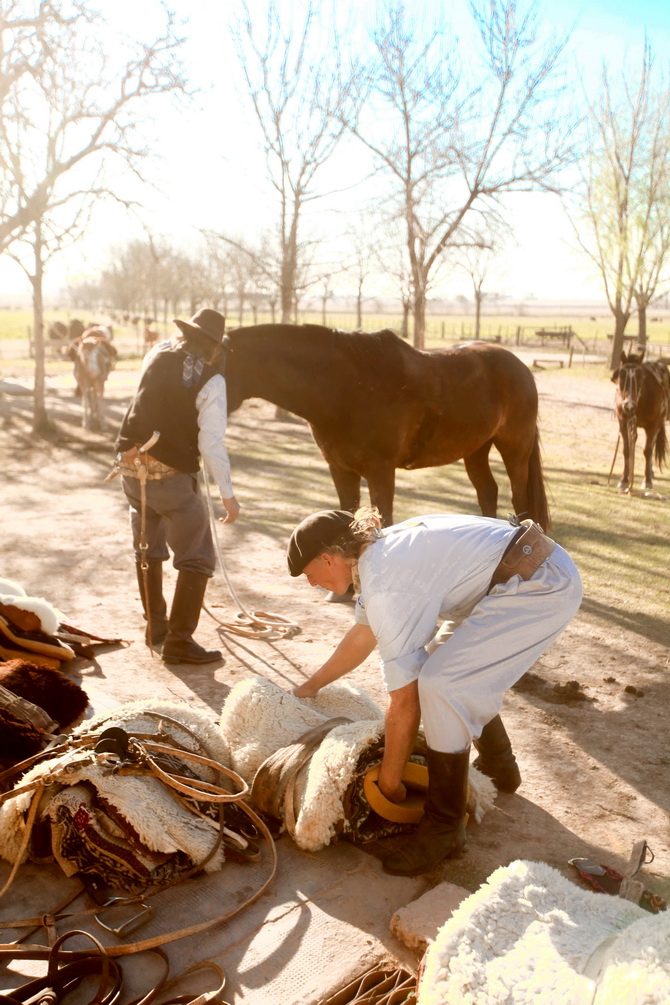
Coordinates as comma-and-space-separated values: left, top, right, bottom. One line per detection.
489, 520, 555, 591
251, 717, 351, 838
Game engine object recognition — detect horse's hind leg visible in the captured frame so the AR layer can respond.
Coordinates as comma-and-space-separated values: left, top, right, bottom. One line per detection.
463, 441, 498, 518
641, 427, 657, 492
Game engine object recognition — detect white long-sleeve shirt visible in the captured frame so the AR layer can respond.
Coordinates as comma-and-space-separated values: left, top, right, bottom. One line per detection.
354, 514, 517, 691
196, 373, 234, 498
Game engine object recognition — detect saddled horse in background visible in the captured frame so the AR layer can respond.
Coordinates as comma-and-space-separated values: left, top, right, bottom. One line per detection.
67, 326, 117, 431
611, 348, 669, 493
222, 324, 551, 529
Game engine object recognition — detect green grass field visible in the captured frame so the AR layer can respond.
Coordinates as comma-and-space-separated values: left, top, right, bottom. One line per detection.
2, 305, 670, 360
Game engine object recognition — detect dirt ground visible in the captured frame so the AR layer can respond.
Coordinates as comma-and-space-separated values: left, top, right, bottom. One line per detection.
1, 357, 669, 917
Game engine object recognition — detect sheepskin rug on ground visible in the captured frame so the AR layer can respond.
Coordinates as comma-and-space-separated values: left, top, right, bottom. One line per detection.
0, 699, 232, 885
417, 859, 670, 1004
218, 677, 496, 854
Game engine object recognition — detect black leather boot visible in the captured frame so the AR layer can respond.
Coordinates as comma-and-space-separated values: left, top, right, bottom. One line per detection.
382, 747, 470, 877
135, 561, 168, 646
162, 571, 221, 665
473, 714, 521, 793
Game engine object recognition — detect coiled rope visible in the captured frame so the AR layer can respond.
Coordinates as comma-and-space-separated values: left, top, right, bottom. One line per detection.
201, 469, 300, 640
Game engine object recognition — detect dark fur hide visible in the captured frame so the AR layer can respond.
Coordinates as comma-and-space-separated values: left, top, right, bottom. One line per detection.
0, 660, 88, 728
0, 706, 43, 760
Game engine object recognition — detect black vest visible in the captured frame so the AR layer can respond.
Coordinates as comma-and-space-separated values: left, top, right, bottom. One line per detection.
117, 344, 216, 472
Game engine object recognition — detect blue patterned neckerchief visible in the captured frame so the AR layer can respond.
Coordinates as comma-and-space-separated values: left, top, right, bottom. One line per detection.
182, 351, 206, 388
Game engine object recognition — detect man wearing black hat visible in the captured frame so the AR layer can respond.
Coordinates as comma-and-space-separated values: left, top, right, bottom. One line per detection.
116, 308, 239, 665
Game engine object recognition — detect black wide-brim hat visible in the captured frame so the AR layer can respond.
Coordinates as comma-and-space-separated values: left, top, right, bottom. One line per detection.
173, 308, 226, 343
287, 510, 355, 576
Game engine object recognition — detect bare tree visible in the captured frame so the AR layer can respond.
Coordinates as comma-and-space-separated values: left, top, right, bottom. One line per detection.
374, 221, 414, 338
342, 0, 573, 349
0, 3, 188, 431
0, 1, 86, 250
231, 0, 361, 322
456, 224, 508, 338
343, 219, 379, 328
571, 43, 670, 364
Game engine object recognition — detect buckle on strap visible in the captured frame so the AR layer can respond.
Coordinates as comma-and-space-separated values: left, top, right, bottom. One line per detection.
95, 898, 155, 938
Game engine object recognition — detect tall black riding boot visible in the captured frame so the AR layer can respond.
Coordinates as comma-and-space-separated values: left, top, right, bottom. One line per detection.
382, 747, 470, 877
135, 561, 168, 646
162, 570, 221, 665
473, 714, 521, 793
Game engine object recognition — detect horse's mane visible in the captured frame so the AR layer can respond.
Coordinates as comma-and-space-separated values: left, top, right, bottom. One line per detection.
229, 323, 412, 366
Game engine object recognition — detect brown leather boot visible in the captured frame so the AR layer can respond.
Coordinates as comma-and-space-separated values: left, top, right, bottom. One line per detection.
162, 571, 221, 665
473, 714, 521, 793
382, 747, 469, 877
135, 561, 168, 645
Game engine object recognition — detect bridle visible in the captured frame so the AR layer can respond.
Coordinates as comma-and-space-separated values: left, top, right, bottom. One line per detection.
617, 361, 645, 415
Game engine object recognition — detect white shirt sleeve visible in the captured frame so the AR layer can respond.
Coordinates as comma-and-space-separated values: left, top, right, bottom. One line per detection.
357, 588, 442, 692
196, 374, 234, 498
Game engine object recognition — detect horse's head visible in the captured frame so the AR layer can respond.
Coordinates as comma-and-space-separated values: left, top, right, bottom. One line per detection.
614, 349, 646, 414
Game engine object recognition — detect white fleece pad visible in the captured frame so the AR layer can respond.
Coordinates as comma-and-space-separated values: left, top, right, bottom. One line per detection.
0, 700, 232, 870
0, 577, 63, 635
218, 677, 496, 853
418, 859, 669, 1004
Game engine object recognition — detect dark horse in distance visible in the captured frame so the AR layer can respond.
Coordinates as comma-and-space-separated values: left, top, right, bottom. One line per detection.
223, 324, 551, 529
611, 348, 669, 493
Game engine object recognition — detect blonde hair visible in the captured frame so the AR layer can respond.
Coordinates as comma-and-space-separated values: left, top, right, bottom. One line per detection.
325, 507, 383, 586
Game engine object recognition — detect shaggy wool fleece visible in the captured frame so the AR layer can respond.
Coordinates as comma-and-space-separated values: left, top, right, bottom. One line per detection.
0, 700, 233, 870
83, 699, 231, 772
218, 677, 496, 853
0, 577, 63, 635
417, 859, 669, 1004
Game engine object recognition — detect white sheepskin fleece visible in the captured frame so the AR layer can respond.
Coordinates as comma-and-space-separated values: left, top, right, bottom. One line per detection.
0, 700, 232, 870
0, 577, 63, 635
218, 677, 496, 853
217, 676, 379, 782
81, 699, 231, 772
417, 859, 670, 1004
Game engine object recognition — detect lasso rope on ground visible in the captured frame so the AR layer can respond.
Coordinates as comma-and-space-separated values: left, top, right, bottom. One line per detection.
201, 469, 300, 640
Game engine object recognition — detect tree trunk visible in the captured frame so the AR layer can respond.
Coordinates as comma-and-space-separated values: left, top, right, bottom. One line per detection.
412, 286, 426, 350
637, 301, 648, 347
356, 279, 363, 328
609, 310, 630, 368
474, 290, 482, 339
31, 222, 49, 435
401, 300, 410, 339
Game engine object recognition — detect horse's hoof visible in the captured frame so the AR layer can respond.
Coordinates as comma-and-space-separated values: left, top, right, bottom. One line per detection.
616, 482, 629, 492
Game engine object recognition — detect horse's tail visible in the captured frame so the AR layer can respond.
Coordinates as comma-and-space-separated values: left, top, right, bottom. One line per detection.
527, 430, 551, 532
655, 420, 668, 471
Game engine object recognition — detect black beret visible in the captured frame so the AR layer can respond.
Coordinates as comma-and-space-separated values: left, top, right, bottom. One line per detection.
287, 510, 355, 577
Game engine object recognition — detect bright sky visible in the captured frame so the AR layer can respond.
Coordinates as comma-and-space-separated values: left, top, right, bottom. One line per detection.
2, 0, 669, 304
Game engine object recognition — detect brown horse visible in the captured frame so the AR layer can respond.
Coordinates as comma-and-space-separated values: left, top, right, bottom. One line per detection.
222, 324, 551, 528
68, 326, 117, 431
611, 348, 669, 493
